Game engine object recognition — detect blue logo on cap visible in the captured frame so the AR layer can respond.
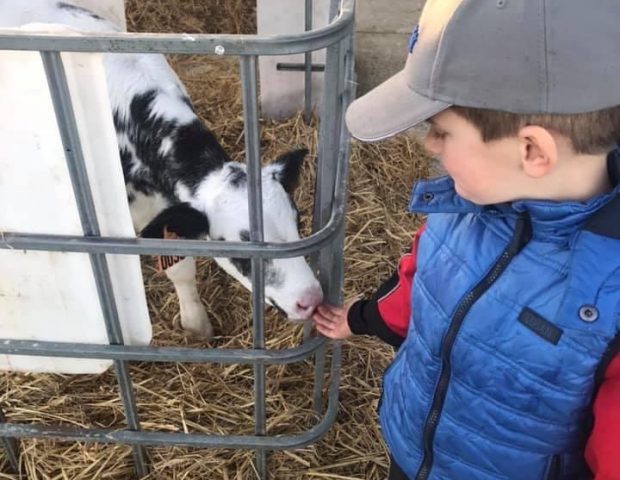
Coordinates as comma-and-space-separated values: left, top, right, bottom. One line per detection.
408, 25, 419, 53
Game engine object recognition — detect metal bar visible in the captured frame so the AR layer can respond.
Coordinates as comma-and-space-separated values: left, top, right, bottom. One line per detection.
302, 319, 314, 342
0, 344, 341, 450
0, 410, 19, 473
303, 0, 314, 123
308, 7, 355, 416
308, 12, 354, 435
0, 0, 354, 475
0, 417, 332, 449
0, 205, 345, 258
311, 37, 343, 413
40, 51, 148, 477
240, 55, 268, 480
276, 62, 324, 72
0, 0, 354, 56
330, 0, 341, 21
311, 34, 355, 413
317, 6, 353, 305
311, 7, 345, 291
325, 28, 355, 303
0, 337, 328, 365
0, 89, 349, 260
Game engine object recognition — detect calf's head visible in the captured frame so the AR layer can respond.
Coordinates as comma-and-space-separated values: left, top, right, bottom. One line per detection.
143, 148, 323, 321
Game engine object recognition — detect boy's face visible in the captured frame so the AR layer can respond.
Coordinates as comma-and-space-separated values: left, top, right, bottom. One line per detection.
424, 110, 523, 205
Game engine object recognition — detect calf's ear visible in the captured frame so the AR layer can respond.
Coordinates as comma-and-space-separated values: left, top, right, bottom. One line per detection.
140, 203, 210, 239
269, 148, 308, 194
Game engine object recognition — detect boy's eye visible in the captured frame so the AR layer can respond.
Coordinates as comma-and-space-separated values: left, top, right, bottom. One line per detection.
429, 127, 448, 139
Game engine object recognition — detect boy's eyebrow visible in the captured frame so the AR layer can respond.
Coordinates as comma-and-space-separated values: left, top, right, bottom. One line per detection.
426, 118, 445, 130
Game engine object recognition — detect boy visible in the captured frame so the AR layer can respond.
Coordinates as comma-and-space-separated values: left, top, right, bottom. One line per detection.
313, 0, 620, 478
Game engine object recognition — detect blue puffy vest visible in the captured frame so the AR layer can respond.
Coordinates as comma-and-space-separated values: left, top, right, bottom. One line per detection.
380, 170, 620, 480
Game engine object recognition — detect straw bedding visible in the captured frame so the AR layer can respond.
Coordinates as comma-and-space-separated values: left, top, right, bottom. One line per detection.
0, 1, 431, 478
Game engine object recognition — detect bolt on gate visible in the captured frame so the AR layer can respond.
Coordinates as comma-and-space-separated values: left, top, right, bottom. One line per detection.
0, 0, 356, 477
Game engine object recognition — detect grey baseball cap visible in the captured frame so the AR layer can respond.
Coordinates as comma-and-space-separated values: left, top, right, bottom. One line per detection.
346, 0, 620, 142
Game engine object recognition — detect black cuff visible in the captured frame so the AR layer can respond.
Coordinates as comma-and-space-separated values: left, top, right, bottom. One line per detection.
347, 299, 404, 348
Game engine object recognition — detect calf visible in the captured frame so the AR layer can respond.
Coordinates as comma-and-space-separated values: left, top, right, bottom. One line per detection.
1, 0, 324, 339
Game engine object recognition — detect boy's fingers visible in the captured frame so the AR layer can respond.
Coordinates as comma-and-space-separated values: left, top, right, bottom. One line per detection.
318, 304, 344, 316
312, 311, 332, 324
315, 324, 331, 336
317, 327, 333, 337
314, 301, 355, 340
323, 308, 346, 323
317, 324, 340, 339
315, 318, 334, 331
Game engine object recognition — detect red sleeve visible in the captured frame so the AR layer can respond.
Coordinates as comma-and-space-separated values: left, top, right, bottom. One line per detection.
376, 225, 425, 338
585, 353, 620, 479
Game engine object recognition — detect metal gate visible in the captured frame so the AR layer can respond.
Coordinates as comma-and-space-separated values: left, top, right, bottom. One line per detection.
0, 0, 355, 477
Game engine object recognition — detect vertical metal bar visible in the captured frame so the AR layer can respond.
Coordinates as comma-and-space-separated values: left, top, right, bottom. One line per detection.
309, 28, 354, 435
310, 4, 354, 413
40, 51, 149, 477
302, 314, 314, 341
316, 33, 355, 408
312, 10, 344, 291
310, 36, 342, 413
329, 0, 340, 21
240, 55, 268, 480
319, 12, 351, 306
0, 409, 19, 473
303, 0, 313, 123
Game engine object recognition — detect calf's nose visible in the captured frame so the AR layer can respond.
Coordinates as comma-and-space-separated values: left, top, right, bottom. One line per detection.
295, 285, 324, 318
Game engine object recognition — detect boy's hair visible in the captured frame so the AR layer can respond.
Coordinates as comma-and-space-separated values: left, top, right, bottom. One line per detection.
451, 105, 620, 155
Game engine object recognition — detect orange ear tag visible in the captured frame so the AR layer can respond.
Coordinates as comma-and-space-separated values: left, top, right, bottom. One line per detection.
155, 226, 186, 272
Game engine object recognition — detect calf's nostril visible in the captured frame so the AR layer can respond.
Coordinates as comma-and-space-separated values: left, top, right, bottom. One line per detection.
296, 302, 311, 312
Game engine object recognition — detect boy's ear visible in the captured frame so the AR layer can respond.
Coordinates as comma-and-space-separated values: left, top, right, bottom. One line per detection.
517, 125, 558, 178
140, 203, 210, 239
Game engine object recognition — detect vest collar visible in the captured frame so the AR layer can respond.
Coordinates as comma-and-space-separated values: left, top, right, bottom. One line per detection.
409, 149, 620, 241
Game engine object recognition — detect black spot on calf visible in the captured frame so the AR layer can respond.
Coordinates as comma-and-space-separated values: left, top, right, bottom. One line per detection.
227, 164, 247, 188
116, 90, 229, 201
230, 258, 252, 277
174, 120, 230, 189
57, 2, 104, 20
141, 203, 209, 240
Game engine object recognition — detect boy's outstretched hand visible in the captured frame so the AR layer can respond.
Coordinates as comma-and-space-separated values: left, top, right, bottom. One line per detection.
312, 299, 357, 340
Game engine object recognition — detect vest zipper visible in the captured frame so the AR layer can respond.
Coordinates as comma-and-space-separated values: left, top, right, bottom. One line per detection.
545, 455, 561, 480
414, 214, 532, 480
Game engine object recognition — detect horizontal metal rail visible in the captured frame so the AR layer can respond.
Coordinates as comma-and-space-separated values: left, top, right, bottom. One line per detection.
0, 336, 328, 365
0, 0, 353, 56
0, 206, 343, 258
0, 343, 341, 450
0, 195, 344, 258
0, 149, 346, 258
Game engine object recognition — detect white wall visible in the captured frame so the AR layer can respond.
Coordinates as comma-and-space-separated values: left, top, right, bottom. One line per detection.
257, 0, 330, 120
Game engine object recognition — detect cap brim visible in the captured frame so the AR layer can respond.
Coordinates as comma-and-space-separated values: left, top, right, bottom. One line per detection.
345, 69, 450, 142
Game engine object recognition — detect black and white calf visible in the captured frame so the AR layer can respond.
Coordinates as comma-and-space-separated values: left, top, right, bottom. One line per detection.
2, 0, 324, 339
